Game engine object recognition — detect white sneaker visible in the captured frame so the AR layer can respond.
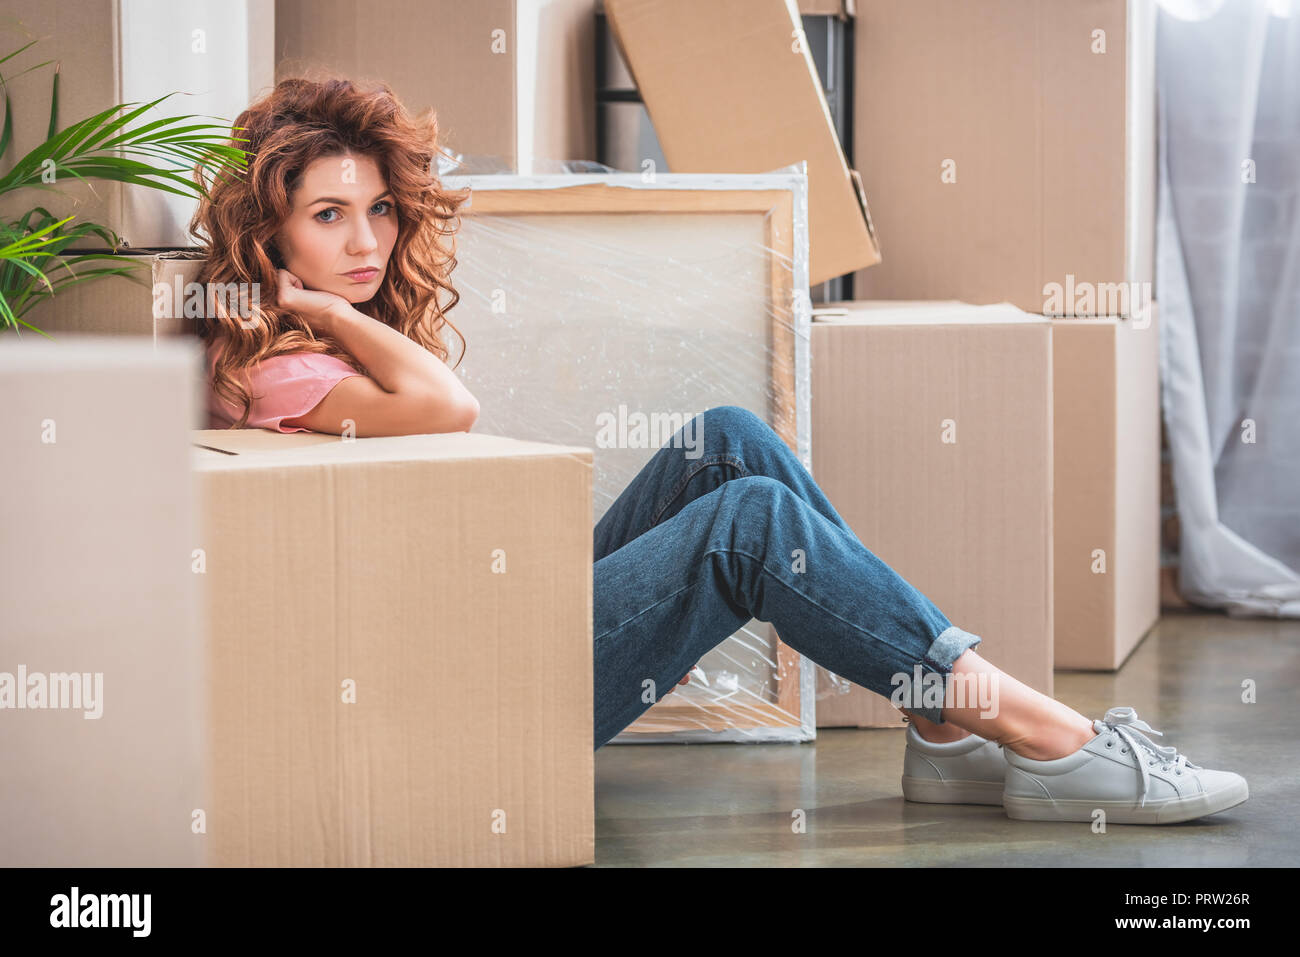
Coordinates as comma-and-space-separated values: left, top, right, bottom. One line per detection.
1002, 706, 1249, 824
902, 721, 1008, 806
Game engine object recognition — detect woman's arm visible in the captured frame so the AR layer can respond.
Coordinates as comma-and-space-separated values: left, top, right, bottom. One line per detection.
279, 369, 474, 436
283, 302, 477, 436
323, 301, 477, 417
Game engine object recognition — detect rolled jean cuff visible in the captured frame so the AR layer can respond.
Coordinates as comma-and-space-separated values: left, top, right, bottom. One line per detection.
912, 625, 983, 725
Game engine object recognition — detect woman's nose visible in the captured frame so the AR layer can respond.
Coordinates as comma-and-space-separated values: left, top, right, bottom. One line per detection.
347, 219, 379, 256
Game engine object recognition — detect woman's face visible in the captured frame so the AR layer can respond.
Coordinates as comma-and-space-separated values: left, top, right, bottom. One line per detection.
274, 151, 399, 303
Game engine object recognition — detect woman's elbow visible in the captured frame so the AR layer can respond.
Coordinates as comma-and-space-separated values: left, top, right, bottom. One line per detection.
458, 395, 480, 432
426, 392, 479, 433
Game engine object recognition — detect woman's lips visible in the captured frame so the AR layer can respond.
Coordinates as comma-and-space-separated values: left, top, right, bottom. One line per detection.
343, 268, 380, 282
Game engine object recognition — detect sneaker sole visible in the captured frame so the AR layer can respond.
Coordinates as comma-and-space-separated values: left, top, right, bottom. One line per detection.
1003, 778, 1249, 824
902, 775, 1005, 806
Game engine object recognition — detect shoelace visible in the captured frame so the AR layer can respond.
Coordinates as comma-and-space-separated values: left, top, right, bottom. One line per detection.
1099, 706, 1202, 807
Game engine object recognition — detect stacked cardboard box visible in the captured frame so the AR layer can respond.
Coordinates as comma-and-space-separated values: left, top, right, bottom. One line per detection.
851, 0, 1155, 317
821, 0, 1160, 704
810, 302, 1162, 727
1050, 309, 1161, 670
810, 303, 1054, 727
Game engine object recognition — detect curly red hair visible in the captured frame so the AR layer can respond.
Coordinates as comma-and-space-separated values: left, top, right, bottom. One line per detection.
190, 74, 472, 428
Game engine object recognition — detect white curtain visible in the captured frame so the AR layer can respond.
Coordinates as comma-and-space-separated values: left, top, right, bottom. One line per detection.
1156, 0, 1300, 616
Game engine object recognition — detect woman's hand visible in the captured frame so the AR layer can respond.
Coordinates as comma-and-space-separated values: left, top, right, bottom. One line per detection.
275, 268, 351, 336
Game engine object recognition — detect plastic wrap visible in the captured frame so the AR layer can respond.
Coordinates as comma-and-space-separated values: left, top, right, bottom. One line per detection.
438, 154, 852, 742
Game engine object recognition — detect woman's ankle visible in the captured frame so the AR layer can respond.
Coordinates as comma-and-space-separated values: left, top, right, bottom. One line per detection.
938, 650, 1096, 759
903, 709, 971, 744
1001, 716, 1097, 760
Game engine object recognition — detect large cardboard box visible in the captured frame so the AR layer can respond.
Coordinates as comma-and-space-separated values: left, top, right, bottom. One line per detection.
852, 0, 1155, 315
0, 336, 206, 866
192, 428, 595, 866
810, 302, 1053, 727
604, 0, 880, 285
275, 0, 596, 175
1052, 310, 1160, 670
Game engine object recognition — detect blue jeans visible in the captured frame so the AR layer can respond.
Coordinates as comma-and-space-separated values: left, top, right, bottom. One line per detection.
592, 405, 983, 750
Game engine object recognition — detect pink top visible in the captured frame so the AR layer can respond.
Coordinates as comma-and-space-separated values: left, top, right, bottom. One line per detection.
206, 340, 366, 432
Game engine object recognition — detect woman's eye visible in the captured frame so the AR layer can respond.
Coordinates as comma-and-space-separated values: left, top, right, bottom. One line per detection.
315, 202, 391, 223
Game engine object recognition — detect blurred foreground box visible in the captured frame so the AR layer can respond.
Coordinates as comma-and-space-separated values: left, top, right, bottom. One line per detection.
0, 336, 206, 866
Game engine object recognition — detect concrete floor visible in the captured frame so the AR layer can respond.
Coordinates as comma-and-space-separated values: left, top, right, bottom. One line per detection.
593, 611, 1299, 866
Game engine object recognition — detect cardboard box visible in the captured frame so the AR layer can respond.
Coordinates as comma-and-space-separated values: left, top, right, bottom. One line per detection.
275, 0, 596, 175
604, 0, 880, 285
810, 302, 1053, 727
1052, 309, 1160, 669
17, 251, 199, 339
0, 336, 205, 866
851, 0, 1155, 315
192, 429, 595, 866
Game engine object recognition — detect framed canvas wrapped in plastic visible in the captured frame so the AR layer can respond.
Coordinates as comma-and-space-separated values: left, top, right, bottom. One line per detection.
442, 163, 832, 742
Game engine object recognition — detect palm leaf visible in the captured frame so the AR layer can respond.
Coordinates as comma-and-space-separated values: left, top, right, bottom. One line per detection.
46, 60, 58, 141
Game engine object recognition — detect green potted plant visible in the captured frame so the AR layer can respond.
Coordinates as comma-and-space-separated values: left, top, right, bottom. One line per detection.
0, 37, 248, 337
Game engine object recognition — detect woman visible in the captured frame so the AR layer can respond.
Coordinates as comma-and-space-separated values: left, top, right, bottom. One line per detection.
194, 76, 1248, 826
